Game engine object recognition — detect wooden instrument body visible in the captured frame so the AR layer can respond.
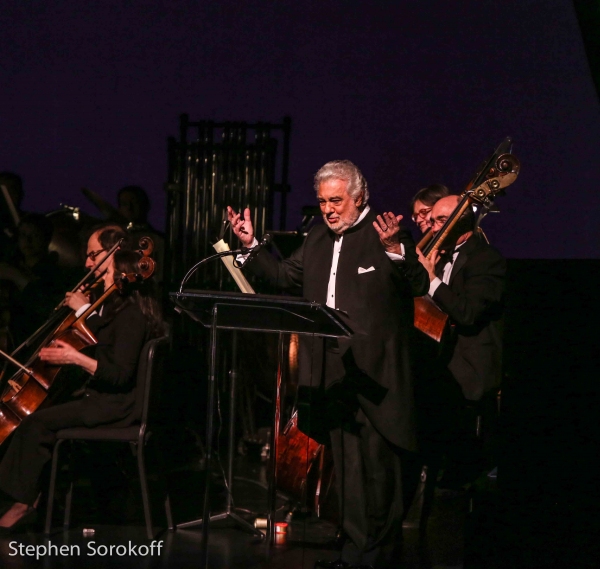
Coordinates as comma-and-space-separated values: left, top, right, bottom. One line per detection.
0, 316, 97, 445
413, 296, 449, 342
276, 412, 337, 520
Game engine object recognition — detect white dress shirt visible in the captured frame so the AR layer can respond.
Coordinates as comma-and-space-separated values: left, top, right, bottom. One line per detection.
75, 303, 101, 318
326, 206, 405, 308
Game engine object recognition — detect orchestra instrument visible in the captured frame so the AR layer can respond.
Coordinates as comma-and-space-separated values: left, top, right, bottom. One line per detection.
0, 237, 155, 446
414, 139, 520, 342
276, 412, 337, 521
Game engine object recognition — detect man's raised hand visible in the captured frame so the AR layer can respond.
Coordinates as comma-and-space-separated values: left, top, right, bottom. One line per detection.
226, 206, 255, 248
373, 212, 404, 255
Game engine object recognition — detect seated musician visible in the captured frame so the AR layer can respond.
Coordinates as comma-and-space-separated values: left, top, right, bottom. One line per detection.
0, 227, 164, 531
416, 195, 505, 489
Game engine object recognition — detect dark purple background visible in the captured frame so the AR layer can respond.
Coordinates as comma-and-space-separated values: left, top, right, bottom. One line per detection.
1, 0, 598, 259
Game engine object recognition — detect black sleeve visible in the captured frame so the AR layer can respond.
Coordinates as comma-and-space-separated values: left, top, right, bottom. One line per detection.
244, 240, 304, 291
432, 247, 506, 327
397, 228, 430, 297
85, 312, 102, 335
87, 304, 148, 391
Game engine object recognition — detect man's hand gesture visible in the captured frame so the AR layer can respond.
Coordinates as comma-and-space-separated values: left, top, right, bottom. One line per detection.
373, 212, 404, 255
226, 206, 255, 248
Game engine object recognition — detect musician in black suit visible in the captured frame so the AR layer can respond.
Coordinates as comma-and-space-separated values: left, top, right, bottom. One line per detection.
0, 227, 164, 531
416, 195, 505, 488
227, 160, 429, 568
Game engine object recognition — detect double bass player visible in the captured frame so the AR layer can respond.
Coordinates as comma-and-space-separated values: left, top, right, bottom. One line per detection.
416, 195, 505, 490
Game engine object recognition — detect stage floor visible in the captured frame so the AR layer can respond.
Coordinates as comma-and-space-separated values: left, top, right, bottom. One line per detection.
0, 451, 597, 569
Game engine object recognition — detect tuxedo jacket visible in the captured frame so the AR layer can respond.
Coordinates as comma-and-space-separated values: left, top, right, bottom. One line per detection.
431, 234, 506, 401
247, 209, 429, 451
79, 301, 150, 427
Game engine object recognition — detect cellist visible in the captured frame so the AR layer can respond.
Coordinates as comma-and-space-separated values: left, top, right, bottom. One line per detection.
0, 226, 164, 531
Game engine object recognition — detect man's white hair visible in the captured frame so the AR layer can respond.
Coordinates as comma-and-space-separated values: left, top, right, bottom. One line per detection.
314, 160, 369, 205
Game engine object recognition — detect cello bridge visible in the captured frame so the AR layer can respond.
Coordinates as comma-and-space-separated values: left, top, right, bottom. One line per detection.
8, 379, 22, 393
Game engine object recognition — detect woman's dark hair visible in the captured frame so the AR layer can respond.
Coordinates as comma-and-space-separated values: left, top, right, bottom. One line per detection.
410, 184, 450, 210
98, 228, 165, 339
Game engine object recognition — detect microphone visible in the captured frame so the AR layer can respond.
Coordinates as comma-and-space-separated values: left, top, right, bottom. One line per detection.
240, 233, 272, 264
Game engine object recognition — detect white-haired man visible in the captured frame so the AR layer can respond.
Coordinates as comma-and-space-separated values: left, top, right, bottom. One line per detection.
228, 160, 428, 568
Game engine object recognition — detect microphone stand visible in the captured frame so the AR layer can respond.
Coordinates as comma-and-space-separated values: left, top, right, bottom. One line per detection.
176, 246, 264, 539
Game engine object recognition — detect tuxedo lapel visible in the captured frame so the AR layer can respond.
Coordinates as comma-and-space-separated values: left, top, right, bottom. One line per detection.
449, 251, 467, 286
303, 227, 335, 304
449, 234, 479, 286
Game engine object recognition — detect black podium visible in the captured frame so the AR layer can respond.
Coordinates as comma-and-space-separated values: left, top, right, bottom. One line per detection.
170, 290, 352, 567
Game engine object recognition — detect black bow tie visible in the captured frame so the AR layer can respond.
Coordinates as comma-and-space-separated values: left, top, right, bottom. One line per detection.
438, 248, 455, 263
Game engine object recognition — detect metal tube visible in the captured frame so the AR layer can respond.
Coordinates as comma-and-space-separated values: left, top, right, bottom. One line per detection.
226, 331, 238, 514
266, 332, 285, 544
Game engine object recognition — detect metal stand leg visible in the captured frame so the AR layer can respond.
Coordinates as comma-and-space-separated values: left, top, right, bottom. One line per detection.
176, 306, 219, 569
176, 317, 262, 555
205, 331, 262, 536
266, 332, 285, 545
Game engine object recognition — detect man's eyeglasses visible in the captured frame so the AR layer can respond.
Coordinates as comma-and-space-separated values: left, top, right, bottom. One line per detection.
428, 216, 448, 227
86, 249, 106, 261
411, 208, 432, 222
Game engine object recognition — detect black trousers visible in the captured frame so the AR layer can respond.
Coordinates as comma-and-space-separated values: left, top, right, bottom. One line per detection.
414, 367, 499, 485
330, 412, 421, 568
0, 400, 90, 505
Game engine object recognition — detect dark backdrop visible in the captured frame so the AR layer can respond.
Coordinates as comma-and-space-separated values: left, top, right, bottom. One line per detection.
1, 0, 598, 259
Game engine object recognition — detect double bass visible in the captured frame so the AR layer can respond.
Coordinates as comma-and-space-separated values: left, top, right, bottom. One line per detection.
0, 237, 156, 446
414, 138, 520, 342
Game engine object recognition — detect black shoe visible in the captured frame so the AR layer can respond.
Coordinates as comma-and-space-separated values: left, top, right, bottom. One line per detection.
0, 507, 37, 536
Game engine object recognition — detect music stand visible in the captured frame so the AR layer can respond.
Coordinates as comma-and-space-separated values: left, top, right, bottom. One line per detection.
171, 290, 352, 568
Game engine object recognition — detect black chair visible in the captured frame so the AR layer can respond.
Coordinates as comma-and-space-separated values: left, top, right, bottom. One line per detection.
44, 335, 174, 539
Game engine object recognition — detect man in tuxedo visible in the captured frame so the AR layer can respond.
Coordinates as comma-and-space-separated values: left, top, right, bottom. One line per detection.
227, 160, 429, 568
416, 195, 505, 488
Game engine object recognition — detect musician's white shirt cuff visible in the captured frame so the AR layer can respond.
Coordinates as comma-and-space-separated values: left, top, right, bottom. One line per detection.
429, 277, 442, 297
385, 243, 405, 263
235, 238, 259, 265
75, 303, 92, 318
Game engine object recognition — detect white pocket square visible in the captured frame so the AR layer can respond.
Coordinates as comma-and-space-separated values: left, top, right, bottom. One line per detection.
358, 266, 376, 274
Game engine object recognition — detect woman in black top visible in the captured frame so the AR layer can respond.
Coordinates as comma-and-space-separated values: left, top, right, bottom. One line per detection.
0, 227, 164, 531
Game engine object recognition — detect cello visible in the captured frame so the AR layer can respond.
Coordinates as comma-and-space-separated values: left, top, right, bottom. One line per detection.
413, 140, 520, 342
0, 236, 156, 446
